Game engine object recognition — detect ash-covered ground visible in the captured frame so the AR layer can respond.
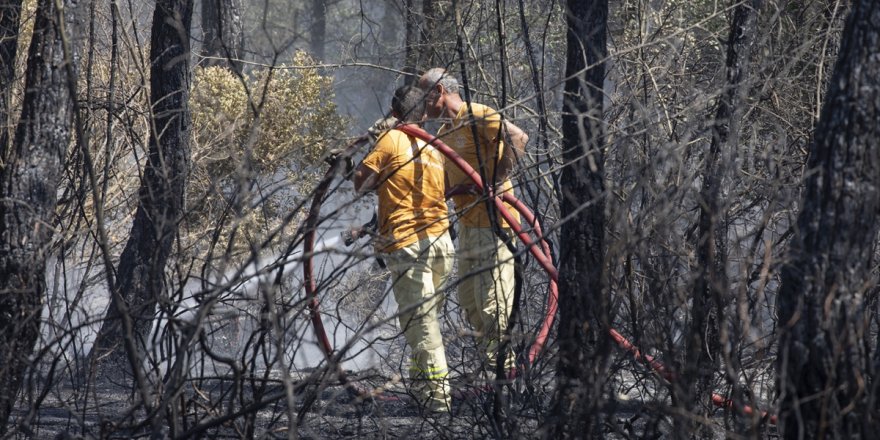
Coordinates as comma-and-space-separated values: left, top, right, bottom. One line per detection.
11, 197, 778, 439
12, 350, 778, 439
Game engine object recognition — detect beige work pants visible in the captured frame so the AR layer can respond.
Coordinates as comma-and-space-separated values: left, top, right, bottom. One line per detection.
385, 233, 455, 412
457, 226, 516, 372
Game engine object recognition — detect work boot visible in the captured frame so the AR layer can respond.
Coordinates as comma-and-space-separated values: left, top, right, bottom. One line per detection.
412, 378, 451, 415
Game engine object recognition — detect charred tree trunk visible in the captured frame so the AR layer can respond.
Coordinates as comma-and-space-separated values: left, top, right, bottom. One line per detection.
686, 0, 761, 432
421, 0, 439, 66
0, 0, 22, 155
0, 0, 78, 431
549, 0, 610, 437
89, 0, 193, 383
403, 0, 418, 83
200, 0, 242, 73
403, 0, 448, 81
309, 0, 326, 61
777, 1, 880, 438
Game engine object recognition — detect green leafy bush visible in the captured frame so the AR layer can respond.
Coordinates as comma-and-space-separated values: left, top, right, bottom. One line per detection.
189, 51, 347, 257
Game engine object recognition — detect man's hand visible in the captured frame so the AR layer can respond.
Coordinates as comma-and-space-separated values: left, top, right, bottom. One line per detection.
324, 148, 355, 176
367, 116, 398, 140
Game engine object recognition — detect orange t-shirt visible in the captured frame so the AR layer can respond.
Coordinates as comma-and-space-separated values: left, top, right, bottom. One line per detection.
361, 128, 449, 253
438, 103, 520, 228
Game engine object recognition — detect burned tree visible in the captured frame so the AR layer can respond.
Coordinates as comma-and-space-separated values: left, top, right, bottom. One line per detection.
686, 0, 762, 430
201, 0, 243, 72
0, 0, 21, 153
309, 0, 326, 61
776, 0, 880, 438
89, 0, 194, 382
548, 0, 611, 436
403, 0, 452, 82
0, 0, 79, 431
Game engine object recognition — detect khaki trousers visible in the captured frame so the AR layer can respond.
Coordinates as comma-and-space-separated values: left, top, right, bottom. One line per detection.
457, 226, 516, 372
385, 233, 454, 411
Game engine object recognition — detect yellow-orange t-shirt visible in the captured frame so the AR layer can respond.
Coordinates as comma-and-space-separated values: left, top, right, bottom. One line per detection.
361, 128, 449, 253
438, 103, 520, 228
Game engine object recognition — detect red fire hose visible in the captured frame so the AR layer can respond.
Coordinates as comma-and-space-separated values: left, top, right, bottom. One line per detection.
302, 137, 367, 362
300, 135, 369, 396
301, 125, 774, 423
302, 128, 560, 370
395, 124, 559, 368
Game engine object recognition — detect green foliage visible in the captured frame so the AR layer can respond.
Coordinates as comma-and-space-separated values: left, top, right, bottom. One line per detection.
188, 51, 346, 256
191, 51, 340, 182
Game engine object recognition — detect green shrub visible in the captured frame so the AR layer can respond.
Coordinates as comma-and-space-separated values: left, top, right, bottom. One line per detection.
189, 52, 347, 257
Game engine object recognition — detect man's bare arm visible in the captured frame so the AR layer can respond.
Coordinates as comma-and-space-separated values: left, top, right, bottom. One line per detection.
495, 120, 529, 182
504, 120, 529, 158
352, 163, 380, 194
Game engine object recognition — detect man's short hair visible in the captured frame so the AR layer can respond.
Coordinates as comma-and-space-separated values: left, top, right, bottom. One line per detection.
420, 68, 460, 95
392, 85, 426, 123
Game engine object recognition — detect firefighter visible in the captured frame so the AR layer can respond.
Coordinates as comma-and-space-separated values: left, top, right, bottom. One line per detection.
347, 85, 454, 413
418, 68, 529, 374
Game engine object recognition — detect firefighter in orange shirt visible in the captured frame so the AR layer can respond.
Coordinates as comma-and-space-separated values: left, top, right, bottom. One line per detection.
418, 68, 529, 375
351, 85, 454, 413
